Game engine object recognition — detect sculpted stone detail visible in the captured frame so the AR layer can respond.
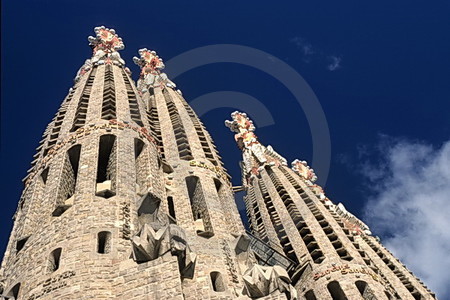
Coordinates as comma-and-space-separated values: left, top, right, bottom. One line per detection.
334, 203, 372, 236
120, 202, 132, 240
291, 159, 317, 183
221, 240, 240, 284
133, 48, 177, 91
233, 235, 297, 300
87, 26, 125, 66
131, 193, 196, 279
74, 59, 93, 83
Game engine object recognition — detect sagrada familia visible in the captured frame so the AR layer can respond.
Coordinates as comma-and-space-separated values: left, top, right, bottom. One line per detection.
0, 27, 436, 300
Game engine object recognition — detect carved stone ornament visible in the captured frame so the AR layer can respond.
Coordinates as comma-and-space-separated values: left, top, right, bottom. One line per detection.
87, 26, 125, 66
233, 234, 298, 300
291, 159, 317, 183
131, 193, 196, 278
132, 223, 197, 278
74, 59, 93, 83
133, 48, 176, 90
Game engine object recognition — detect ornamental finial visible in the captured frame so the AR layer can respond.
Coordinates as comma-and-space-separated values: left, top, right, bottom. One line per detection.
87, 26, 125, 66
225, 111, 256, 134
225, 111, 259, 151
291, 159, 317, 183
133, 48, 165, 76
133, 48, 177, 90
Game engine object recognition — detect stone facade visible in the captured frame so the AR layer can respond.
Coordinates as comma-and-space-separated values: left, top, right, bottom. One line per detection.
225, 112, 437, 300
0, 27, 296, 299
0, 26, 437, 300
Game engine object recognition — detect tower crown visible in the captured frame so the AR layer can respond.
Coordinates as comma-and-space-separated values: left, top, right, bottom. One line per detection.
87, 26, 125, 66
225, 111, 258, 150
133, 48, 165, 76
133, 48, 176, 90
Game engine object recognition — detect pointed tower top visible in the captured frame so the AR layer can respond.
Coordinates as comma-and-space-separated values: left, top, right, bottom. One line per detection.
226, 111, 287, 181
87, 26, 125, 66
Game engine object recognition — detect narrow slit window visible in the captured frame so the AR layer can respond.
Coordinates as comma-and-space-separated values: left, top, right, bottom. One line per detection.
186, 176, 214, 237
97, 231, 112, 254
96, 135, 116, 198
40, 167, 49, 184
134, 138, 149, 191
48, 248, 62, 273
16, 236, 29, 253
53, 145, 81, 216
167, 196, 176, 222
210, 271, 225, 292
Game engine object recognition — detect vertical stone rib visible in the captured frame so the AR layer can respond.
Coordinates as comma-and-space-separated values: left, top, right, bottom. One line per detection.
101, 65, 116, 120
121, 70, 143, 126
71, 67, 97, 132
163, 89, 193, 160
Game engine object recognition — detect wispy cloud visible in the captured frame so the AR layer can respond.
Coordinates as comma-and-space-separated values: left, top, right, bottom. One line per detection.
290, 37, 314, 60
358, 136, 450, 299
289, 36, 342, 71
327, 55, 342, 71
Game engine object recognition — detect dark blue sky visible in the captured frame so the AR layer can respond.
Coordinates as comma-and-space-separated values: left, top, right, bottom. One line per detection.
2, 0, 449, 264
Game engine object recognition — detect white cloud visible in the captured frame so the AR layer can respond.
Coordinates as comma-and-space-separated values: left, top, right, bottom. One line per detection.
361, 137, 450, 299
327, 55, 342, 71
290, 37, 314, 58
289, 37, 342, 71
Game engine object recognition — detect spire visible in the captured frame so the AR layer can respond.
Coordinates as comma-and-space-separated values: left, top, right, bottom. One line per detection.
225, 111, 287, 179
133, 48, 176, 91
87, 26, 125, 66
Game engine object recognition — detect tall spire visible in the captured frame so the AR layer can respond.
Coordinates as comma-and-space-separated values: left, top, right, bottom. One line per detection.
225, 111, 287, 181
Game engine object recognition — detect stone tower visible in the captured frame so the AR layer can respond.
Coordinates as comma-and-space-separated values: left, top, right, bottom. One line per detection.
225, 111, 437, 300
0, 27, 298, 300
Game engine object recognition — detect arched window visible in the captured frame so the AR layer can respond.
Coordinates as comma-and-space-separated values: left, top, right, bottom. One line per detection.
327, 281, 347, 300
96, 135, 117, 198
304, 290, 317, 300
6, 283, 21, 299
186, 176, 213, 237
355, 280, 368, 296
210, 271, 225, 292
16, 236, 29, 253
48, 248, 62, 273
97, 231, 112, 254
